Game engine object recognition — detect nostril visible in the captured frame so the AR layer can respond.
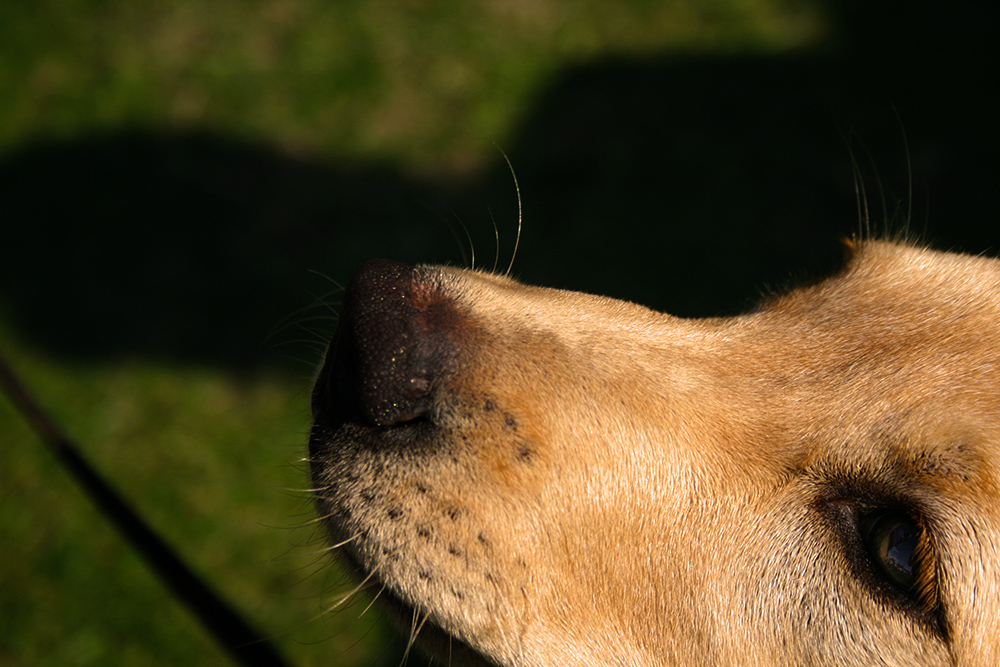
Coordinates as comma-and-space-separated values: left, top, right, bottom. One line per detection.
313, 259, 461, 427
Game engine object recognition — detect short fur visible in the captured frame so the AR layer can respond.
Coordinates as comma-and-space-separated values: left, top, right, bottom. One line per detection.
309, 240, 1000, 666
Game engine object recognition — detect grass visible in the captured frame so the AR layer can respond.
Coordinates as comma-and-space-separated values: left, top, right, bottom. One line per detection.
0, 326, 407, 667
0, 2, 827, 665
0, 0, 824, 175
0, 330, 431, 666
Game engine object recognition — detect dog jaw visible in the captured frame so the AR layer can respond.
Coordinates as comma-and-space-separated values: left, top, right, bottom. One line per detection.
310, 242, 1000, 666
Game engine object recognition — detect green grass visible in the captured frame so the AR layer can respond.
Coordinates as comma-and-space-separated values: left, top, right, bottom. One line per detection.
0, 325, 407, 667
0, 0, 824, 175
0, 2, 827, 665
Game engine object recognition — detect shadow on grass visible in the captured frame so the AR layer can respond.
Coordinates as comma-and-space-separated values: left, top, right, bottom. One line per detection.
2, 0, 999, 372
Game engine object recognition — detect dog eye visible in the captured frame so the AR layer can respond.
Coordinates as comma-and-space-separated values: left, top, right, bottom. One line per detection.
861, 511, 921, 593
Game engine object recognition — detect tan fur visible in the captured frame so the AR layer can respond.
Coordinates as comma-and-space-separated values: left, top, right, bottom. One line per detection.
309, 240, 1000, 666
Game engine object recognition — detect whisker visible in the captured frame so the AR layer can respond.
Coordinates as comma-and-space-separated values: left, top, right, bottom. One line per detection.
489, 205, 501, 275
325, 532, 362, 550
497, 147, 523, 278
324, 567, 379, 613
454, 213, 476, 270
891, 104, 919, 240
400, 607, 431, 666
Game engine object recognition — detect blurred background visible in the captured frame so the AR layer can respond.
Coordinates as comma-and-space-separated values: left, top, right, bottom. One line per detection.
1, 1, 998, 665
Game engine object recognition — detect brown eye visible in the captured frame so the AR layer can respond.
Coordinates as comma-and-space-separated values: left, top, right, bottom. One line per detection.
862, 511, 921, 593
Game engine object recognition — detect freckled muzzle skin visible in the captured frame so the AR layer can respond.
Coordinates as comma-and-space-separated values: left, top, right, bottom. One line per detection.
310, 243, 1000, 667
309, 259, 536, 665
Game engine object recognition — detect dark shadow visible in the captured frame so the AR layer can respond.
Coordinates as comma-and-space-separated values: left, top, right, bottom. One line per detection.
2, 0, 999, 370
491, 0, 1000, 315
0, 132, 466, 370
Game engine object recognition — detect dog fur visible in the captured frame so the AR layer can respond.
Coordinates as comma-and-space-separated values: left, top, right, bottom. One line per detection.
309, 240, 1000, 666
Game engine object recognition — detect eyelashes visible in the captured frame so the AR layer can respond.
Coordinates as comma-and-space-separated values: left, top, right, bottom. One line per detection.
858, 508, 937, 611
816, 487, 943, 630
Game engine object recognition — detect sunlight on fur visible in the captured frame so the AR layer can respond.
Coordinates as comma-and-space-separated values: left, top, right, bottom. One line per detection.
309, 240, 1000, 666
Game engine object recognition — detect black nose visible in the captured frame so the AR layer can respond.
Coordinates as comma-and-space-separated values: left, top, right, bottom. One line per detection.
313, 259, 461, 427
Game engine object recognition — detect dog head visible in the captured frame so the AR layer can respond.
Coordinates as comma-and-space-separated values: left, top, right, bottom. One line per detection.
309, 241, 1000, 666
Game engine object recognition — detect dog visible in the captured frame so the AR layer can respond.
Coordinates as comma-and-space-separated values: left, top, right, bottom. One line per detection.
308, 239, 1000, 666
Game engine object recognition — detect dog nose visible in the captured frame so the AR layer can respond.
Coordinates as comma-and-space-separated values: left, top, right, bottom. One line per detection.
314, 259, 461, 427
